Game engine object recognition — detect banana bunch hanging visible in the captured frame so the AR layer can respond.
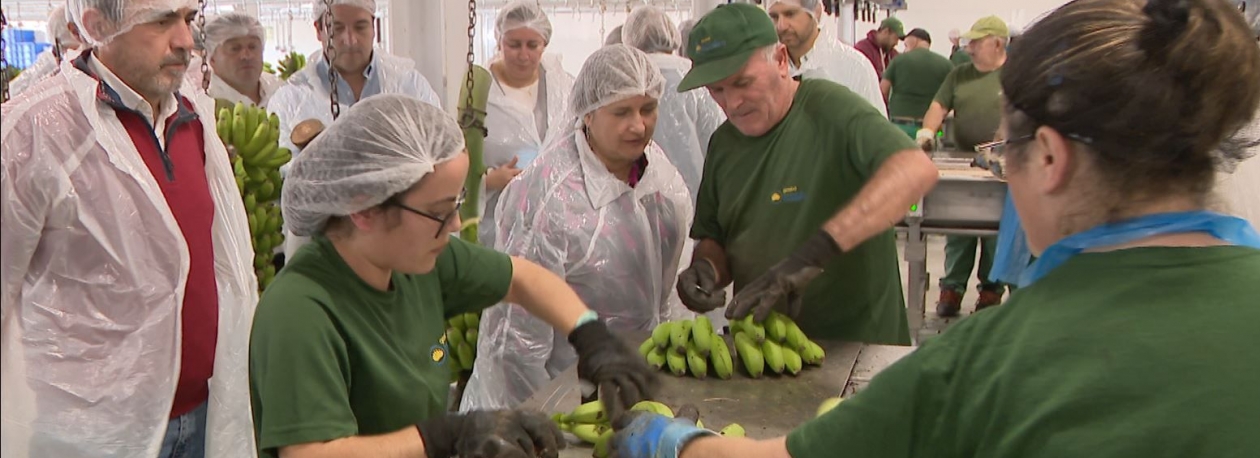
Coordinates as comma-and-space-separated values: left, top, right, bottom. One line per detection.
277, 51, 307, 81
216, 101, 292, 291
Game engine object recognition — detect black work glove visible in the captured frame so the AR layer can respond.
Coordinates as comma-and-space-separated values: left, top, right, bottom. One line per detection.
568, 320, 660, 423
676, 259, 727, 313
416, 409, 565, 458
726, 230, 842, 323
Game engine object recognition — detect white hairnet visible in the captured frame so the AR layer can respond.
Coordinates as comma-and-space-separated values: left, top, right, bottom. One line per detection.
766, 0, 824, 18
48, 6, 79, 46
495, 0, 553, 43
67, 0, 198, 46
677, 18, 698, 54
569, 44, 666, 122
312, 0, 377, 20
281, 94, 465, 236
623, 6, 680, 54
204, 13, 265, 59
604, 25, 624, 45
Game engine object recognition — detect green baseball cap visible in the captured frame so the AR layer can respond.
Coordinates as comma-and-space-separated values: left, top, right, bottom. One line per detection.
880, 17, 906, 39
678, 3, 779, 93
962, 16, 1010, 40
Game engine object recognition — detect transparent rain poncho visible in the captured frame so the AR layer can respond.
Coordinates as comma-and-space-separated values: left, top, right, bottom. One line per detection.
623, 5, 725, 200
478, 2, 575, 248
2, 55, 258, 457
282, 94, 466, 237
67, 0, 198, 46
462, 45, 694, 410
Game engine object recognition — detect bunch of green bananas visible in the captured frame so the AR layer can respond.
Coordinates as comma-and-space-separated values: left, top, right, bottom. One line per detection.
217, 101, 291, 291
262, 61, 275, 75
729, 312, 826, 378
552, 400, 742, 457
277, 51, 307, 81
445, 312, 481, 380
640, 316, 734, 380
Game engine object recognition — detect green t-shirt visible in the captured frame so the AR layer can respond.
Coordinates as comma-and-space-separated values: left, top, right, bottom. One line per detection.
883, 48, 955, 120
249, 236, 513, 457
950, 47, 972, 66
787, 246, 1260, 458
694, 79, 915, 344
933, 63, 1003, 151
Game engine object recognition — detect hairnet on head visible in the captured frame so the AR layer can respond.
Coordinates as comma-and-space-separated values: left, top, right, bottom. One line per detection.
204, 13, 265, 59
312, 0, 378, 20
604, 25, 624, 45
48, 6, 79, 46
568, 44, 665, 122
68, 0, 198, 46
622, 6, 680, 54
766, 0, 823, 18
282, 94, 466, 236
495, 0, 553, 44
677, 18, 698, 53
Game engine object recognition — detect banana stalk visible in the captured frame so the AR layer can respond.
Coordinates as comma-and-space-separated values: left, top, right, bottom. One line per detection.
457, 65, 492, 243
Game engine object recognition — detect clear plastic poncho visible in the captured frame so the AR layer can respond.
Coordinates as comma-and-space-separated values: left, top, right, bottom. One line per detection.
281, 94, 466, 236
793, 23, 888, 115
8, 6, 81, 97
462, 45, 694, 410
2, 58, 258, 458
67, 0, 198, 46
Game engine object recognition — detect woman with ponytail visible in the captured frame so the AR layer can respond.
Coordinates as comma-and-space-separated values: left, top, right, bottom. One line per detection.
610, 1, 1260, 457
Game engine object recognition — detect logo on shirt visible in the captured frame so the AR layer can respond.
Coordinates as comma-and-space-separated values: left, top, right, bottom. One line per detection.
431, 333, 449, 365
770, 186, 806, 204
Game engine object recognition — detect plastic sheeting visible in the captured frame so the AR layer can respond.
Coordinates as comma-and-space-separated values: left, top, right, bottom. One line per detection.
646, 53, 725, 201
8, 50, 60, 97
67, 0, 199, 46
479, 54, 574, 247
461, 129, 694, 411
1, 59, 258, 458
282, 94, 466, 237
792, 26, 888, 115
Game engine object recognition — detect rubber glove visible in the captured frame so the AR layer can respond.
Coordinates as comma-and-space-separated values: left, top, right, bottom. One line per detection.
612, 411, 715, 458
416, 409, 565, 458
726, 230, 842, 322
916, 128, 936, 151
676, 259, 727, 313
569, 320, 660, 422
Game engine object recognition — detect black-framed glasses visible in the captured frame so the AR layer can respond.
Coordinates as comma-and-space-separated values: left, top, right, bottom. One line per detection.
388, 188, 467, 238
973, 134, 1034, 180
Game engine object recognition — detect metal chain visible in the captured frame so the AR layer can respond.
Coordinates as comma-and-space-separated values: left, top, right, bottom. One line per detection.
1, 8, 10, 103
598, 0, 607, 42
459, 0, 486, 136
198, 0, 210, 92
322, 0, 340, 120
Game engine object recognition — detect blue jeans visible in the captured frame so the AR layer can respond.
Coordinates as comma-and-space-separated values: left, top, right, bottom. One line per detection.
160, 402, 208, 458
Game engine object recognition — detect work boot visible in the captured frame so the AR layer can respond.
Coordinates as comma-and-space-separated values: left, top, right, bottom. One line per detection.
975, 289, 1004, 311
935, 289, 963, 318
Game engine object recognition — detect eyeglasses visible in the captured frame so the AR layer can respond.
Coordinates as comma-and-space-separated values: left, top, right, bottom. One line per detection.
973, 134, 1034, 180
388, 188, 467, 239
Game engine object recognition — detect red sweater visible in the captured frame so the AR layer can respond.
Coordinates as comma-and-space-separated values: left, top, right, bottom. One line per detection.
76, 54, 220, 419
854, 30, 899, 78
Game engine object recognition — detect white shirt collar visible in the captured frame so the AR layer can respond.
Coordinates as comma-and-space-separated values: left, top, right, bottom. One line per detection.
88, 52, 179, 128
209, 71, 283, 107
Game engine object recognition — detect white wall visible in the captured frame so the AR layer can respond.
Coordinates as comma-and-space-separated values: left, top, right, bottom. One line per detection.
853, 0, 1072, 56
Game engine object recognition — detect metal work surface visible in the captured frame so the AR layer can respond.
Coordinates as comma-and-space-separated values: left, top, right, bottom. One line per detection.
521, 331, 863, 456
843, 345, 916, 397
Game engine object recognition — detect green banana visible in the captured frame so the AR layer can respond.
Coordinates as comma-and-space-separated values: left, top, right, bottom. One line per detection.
231, 114, 248, 151
244, 106, 260, 142
566, 400, 608, 424
216, 109, 232, 142
253, 252, 268, 270
740, 315, 767, 343
816, 397, 843, 418
571, 423, 611, 444
269, 112, 280, 130
630, 400, 674, 417
785, 320, 809, 352
464, 328, 478, 346
246, 142, 279, 168
719, 423, 746, 437
765, 313, 788, 343
241, 122, 271, 156
696, 419, 705, 429
761, 339, 785, 374
782, 346, 803, 375
456, 342, 475, 371
448, 315, 467, 332
652, 321, 674, 350
271, 232, 284, 250
245, 192, 258, 215
257, 181, 276, 203
593, 428, 614, 458
666, 349, 688, 376
244, 164, 268, 184
549, 412, 568, 427
464, 313, 480, 330
733, 333, 764, 378
691, 316, 713, 357
446, 327, 466, 348
671, 319, 692, 355
638, 338, 656, 358
261, 146, 291, 169
709, 332, 734, 380
686, 341, 708, 379
800, 340, 826, 365
646, 347, 666, 370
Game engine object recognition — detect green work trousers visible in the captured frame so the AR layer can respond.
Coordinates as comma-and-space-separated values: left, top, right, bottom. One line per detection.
940, 235, 1001, 293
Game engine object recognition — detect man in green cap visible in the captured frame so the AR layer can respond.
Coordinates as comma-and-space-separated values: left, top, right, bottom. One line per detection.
854, 17, 904, 78
881, 28, 954, 137
917, 15, 1011, 317
673, 3, 939, 344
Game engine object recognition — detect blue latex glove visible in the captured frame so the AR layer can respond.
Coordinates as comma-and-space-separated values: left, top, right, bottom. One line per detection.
613, 412, 715, 458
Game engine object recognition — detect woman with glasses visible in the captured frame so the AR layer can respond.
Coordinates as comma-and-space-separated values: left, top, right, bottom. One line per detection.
612, 0, 1260, 457
248, 95, 657, 458
462, 45, 693, 411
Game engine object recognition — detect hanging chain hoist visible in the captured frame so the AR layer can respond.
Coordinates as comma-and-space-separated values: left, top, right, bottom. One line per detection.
1, 8, 10, 103
321, 0, 340, 120
598, 0, 607, 43
198, 0, 211, 92
459, 0, 484, 136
